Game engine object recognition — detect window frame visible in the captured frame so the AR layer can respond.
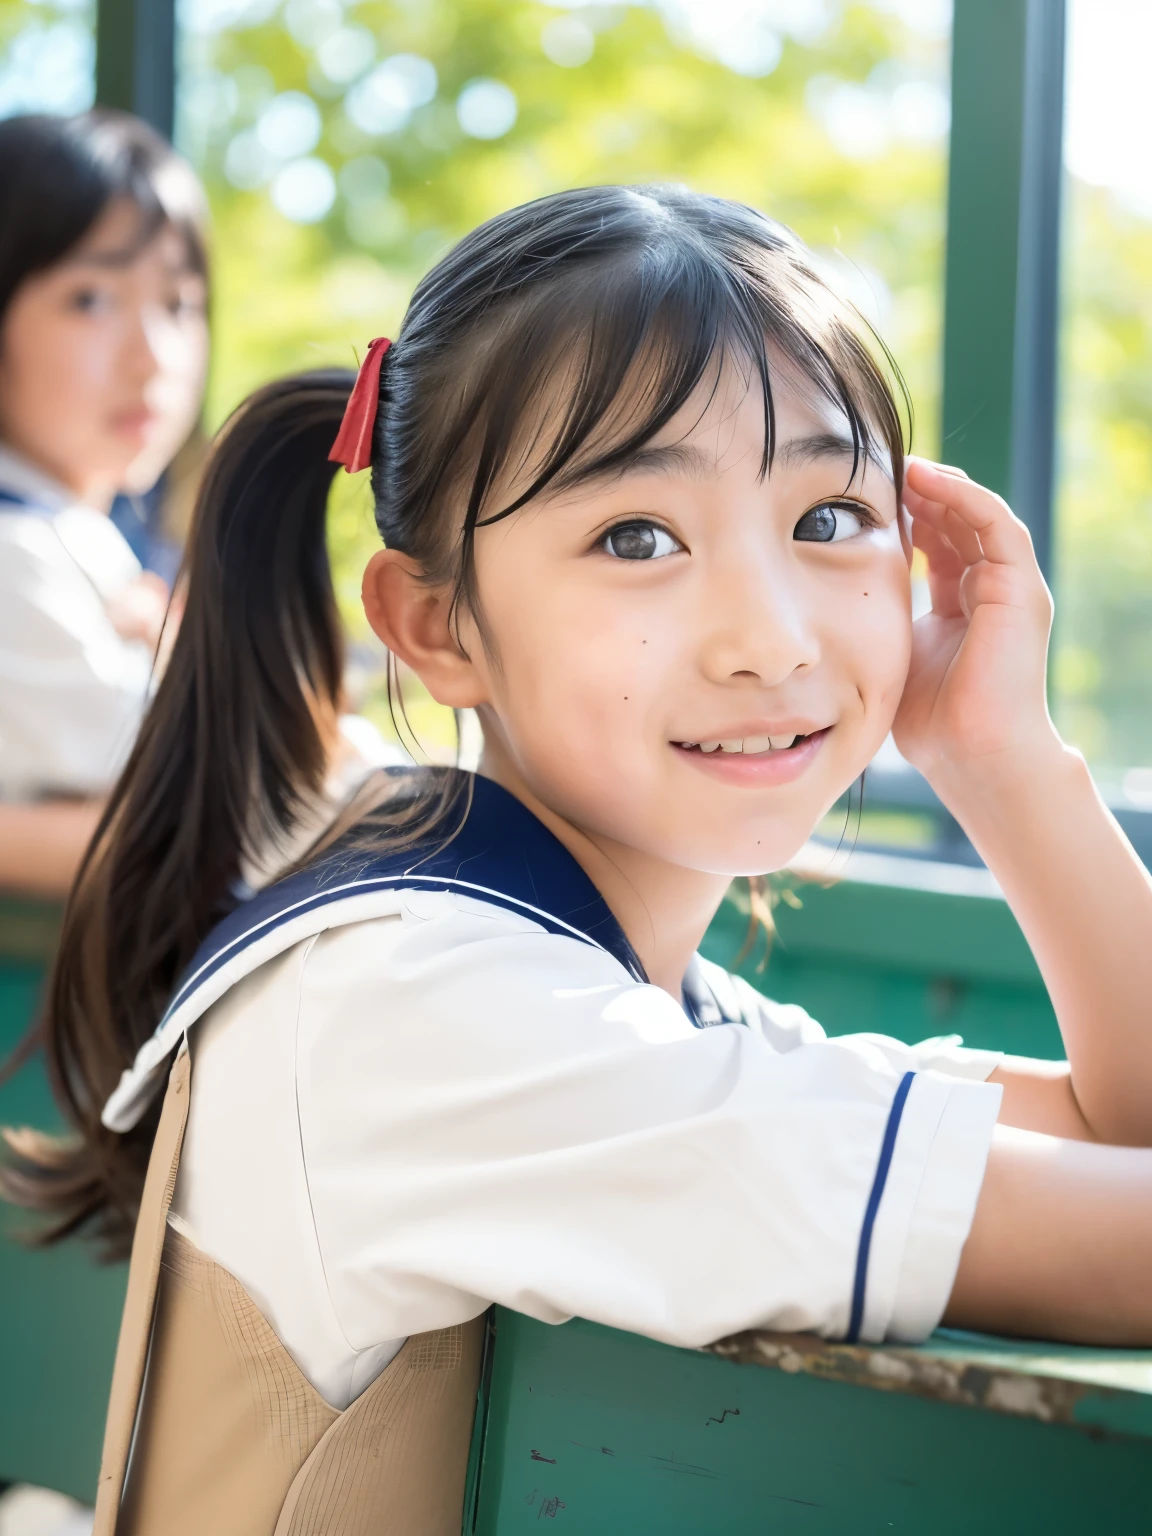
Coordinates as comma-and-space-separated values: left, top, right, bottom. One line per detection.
95, 0, 175, 139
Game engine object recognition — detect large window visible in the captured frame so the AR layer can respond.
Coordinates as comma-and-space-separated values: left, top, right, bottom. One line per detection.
1054, 0, 1152, 807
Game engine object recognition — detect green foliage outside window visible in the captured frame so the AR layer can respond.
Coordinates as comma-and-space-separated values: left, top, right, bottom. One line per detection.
1055, 183, 1152, 788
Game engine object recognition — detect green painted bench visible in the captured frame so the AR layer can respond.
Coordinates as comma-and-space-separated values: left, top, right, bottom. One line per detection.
0, 898, 125, 1502
464, 1310, 1152, 1532
5, 862, 1150, 1524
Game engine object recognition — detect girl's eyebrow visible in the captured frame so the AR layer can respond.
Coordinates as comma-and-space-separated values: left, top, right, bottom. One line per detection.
552, 430, 891, 500
64, 246, 145, 270
546, 441, 713, 497
776, 431, 893, 482
604, 442, 715, 482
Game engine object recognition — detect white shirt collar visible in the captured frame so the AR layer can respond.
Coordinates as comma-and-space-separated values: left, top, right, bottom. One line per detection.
0, 443, 95, 514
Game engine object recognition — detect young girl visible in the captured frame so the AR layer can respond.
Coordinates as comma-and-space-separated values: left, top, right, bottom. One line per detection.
0, 110, 209, 896
9, 184, 1152, 1534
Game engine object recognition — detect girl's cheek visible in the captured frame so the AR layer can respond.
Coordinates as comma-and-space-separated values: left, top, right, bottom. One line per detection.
860, 560, 914, 705
504, 611, 656, 765
825, 553, 911, 696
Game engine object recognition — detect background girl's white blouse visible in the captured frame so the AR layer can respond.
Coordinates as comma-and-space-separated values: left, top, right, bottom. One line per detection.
170, 886, 1003, 1411
0, 446, 153, 798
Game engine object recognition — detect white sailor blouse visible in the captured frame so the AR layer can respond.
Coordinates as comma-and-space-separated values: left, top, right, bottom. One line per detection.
0, 449, 152, 798
105, 772, 1003, 1411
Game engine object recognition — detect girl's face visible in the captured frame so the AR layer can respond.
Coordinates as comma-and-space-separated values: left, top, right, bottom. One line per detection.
457, 362, 912, 876
0, 196, 208, 506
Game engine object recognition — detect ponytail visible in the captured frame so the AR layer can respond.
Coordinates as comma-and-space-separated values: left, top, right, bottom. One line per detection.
2, 370, 354, 1254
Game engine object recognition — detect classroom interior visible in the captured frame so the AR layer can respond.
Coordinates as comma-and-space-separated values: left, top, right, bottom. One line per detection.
2, 1, 1151, 1531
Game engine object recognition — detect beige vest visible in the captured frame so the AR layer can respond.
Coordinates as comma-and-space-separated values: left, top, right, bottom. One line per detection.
93, 1047, 485, 1536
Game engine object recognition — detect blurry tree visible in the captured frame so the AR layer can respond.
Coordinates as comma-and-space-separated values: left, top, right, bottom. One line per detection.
1054, 184, 1152, 788
0, 0, 93, 115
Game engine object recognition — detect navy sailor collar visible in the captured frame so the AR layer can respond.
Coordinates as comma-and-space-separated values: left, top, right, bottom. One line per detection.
104, 772, 656, 1130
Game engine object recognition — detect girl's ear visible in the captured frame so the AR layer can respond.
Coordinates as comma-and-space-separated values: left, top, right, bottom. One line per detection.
362, 548, 488, 708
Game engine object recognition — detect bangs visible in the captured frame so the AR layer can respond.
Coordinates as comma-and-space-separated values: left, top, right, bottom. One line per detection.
84, 112, 210, 279
412, 198, 908, 555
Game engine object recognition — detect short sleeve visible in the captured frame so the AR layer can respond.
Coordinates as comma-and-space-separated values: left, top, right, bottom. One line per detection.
713, 965, 1002, 1083
294, 902, 1002, 1354
0, 517, 151, 796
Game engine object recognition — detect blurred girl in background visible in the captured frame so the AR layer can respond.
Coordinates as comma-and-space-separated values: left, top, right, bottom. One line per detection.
0, 111, 209, 896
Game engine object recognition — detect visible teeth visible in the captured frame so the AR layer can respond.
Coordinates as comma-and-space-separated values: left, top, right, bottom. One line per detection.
690, 734, 800, 754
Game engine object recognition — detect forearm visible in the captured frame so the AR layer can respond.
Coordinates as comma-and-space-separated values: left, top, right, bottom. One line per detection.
934, 745, 1152, 1144
947, 1125, 1152, 1345
0, 800, 103, 898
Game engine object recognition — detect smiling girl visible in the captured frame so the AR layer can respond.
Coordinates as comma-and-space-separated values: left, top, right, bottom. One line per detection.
10, 185, 1152, 1534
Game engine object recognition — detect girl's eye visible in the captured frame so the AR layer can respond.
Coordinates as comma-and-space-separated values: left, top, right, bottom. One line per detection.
68, 287, 112, 315
794, 502, 870, 544
167, 289, 205, 319
602, 522, 683, 560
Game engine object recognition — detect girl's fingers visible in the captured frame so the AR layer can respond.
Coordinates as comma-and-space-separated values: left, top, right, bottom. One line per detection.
921, 545, 966, 618
905, 457, 1034, 568
903, 499, 966, 617
902, 485, 950, 529
910, 510, 963, 574
904, 486, 981, 570
939, 505, 985, 568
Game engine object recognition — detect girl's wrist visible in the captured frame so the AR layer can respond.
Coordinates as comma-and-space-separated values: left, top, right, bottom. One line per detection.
922, 732, 1086, 831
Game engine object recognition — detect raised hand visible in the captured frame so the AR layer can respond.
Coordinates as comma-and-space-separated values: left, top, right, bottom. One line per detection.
105, 570, 172, 653
892, 456, 1059, 790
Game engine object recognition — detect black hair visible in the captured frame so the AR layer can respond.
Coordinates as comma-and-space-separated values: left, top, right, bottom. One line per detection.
2, 184, 907, 1253
0, 109, 208, 327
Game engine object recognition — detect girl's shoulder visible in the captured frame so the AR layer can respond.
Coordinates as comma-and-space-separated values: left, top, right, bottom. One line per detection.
0, 496, 140, 597
103, 773, 647, 1130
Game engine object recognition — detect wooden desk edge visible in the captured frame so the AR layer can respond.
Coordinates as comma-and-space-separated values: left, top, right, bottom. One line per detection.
708, 1329, 1152, 1439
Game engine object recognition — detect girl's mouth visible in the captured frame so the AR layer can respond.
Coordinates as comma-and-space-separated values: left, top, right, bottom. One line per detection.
674, 732, 810, 755
111, 406, 159, 444
671, 728, 830, 784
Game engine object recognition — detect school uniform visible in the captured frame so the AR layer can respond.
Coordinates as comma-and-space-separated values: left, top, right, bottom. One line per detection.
0, 446, 153, 799
96, 771, 1002, 1534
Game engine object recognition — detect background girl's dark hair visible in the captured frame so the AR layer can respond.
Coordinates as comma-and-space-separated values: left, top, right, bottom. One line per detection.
0, 110, 212, 563
2, 184, 908, 1254
0, 109, 208, 324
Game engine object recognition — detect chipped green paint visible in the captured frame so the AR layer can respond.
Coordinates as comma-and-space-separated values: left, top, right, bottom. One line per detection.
708, 1327, 1152, 1438
469, 1310, 1152, 1533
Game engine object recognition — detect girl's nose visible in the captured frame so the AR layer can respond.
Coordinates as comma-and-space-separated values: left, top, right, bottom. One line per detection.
125, 304, 166, 381
697, 551, 821, 688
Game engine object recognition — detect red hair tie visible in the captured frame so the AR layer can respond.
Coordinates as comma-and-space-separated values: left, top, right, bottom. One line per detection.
329, 337, 391, 473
